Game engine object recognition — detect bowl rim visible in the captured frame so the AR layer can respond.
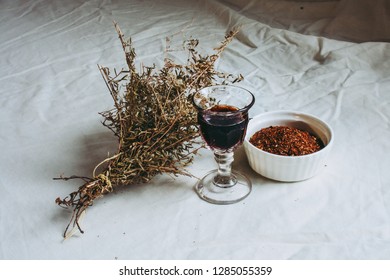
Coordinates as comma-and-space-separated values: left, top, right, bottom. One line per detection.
244, 110, 334, 159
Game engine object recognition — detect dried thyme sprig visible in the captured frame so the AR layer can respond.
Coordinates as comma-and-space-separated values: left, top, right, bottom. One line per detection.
55, 23, 241, 238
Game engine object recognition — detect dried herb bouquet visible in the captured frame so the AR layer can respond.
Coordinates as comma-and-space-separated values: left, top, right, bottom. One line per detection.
55, 23, 241, 238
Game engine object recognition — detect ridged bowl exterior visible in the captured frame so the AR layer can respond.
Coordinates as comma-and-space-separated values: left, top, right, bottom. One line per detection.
244, 111, 333, 182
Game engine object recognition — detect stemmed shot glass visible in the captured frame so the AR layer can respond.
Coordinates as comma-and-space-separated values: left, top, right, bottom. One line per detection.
192, 85, 255, 204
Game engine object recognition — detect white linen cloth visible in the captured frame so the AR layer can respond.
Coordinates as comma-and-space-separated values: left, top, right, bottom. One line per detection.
1, 0, 390, 259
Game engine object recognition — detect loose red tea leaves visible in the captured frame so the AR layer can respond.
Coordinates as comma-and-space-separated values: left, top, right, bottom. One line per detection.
249, 126, 323, 156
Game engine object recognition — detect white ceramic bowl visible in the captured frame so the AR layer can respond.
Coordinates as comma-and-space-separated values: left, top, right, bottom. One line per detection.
244, 111, 333, 182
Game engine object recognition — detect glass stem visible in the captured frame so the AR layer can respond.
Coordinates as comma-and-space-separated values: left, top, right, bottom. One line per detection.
213, 151, 237, 188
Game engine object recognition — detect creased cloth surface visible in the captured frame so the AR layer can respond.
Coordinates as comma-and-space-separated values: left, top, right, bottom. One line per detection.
1, 0, 390, 259
222, 0, 390, 42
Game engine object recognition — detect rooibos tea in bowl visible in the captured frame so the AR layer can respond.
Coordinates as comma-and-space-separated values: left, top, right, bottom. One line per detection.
243, 111, 333, 182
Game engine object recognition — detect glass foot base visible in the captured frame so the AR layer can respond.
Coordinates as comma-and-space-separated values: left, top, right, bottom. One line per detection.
195, 169, 252, 205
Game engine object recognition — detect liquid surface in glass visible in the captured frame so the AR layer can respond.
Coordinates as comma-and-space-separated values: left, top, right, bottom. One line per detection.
198, 104, 248, 151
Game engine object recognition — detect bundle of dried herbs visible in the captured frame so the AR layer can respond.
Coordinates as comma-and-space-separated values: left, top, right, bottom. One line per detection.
55, 23, 241, 238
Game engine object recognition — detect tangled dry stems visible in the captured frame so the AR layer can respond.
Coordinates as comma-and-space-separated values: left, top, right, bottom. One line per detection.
55, 22, 241, 238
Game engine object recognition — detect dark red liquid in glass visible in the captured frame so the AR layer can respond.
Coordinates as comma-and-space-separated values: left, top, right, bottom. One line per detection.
198, 104, 248, 151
